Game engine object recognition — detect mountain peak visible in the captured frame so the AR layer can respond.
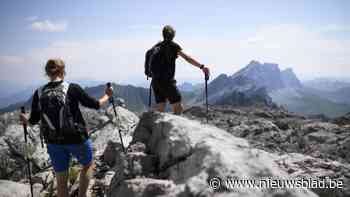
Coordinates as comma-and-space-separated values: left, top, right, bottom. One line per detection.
248, 60, 261, 65
281, 68, 302, 88
232, 60, 284, 91
263, 62, 280, 70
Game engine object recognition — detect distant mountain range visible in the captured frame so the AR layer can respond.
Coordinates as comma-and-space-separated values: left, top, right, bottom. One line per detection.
203, 60, 302, 107
304, 78, 350, 92
1, 61, 349, 118
204, 60, 350, 118
0, 82, 198, 114
0, 83, 152, 114
177, 82, 203, 92
0, 79, 106, 109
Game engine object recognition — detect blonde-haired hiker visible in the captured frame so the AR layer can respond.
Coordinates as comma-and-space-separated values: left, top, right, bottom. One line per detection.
20, 59, 113, 197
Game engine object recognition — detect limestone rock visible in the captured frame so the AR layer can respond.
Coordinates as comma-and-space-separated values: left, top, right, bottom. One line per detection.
112, 178, 176, 197
109, 112, 317, 197
0, 179, 41, 197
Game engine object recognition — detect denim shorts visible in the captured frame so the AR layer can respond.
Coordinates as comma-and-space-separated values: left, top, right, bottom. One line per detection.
46, 139, 93, 172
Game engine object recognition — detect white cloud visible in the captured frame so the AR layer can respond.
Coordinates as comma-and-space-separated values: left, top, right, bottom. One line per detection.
0, 55, 25, 65
1, 24, 350, 85
30, 20, 68, 32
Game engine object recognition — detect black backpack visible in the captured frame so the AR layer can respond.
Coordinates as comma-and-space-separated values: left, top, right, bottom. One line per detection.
145, 43, 162, 79
38, 82, 85, 144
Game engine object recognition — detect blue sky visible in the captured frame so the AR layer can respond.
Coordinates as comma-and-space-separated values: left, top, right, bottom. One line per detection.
0, 0, 349, 87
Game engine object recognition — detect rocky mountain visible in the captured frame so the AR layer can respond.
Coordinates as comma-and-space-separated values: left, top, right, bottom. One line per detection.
206, 60, 302, 103
214, 86, 276, 108
231, 60, 287, 91
1, 102, 350, 196
281, 68, 303, 89
85, 83, 153, 113
199, 61, 301, 111
204, 60, 350, 118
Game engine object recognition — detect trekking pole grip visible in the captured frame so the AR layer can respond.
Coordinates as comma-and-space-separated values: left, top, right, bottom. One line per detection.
21, 106, 26, 114
106, 82, 114, 103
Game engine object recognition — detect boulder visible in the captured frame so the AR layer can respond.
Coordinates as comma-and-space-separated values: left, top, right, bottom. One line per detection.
112, 178, 176, 197
90, 106, 139, 156
332, 113, 350, 126
102, 141, 124, 167
108, 112, 317, 197
0, 179, 41, 197
0, 123, 49, 180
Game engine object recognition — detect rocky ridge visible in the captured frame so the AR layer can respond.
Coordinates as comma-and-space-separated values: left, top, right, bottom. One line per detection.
184, 106, 350, 196
0, 104, 349, 197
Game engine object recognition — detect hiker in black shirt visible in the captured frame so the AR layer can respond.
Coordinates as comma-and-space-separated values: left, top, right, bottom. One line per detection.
148, 25, 210, 114
20, 59, 113, 197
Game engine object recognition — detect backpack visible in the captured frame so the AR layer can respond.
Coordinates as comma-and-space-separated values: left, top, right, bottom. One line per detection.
145, 43, 162, 79
38, 82, 84, 144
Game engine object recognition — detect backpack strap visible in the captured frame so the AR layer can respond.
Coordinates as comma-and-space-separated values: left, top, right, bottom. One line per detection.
59, 82, 70, 129
61, 82, 70, 104
37, 86, 44, 111
42, 113, 56, 131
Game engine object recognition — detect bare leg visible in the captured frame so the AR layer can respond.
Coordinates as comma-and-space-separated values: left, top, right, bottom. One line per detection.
156, 102, 166, 112
56, 171, 69, 197
78, 161, 95, 197
172, 102, 183, 115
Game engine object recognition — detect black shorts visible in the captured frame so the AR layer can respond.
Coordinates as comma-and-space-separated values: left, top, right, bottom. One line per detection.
152, 79, 182, 104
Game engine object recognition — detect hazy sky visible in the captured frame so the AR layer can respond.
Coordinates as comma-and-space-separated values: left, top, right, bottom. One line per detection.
0, 0, 349, 87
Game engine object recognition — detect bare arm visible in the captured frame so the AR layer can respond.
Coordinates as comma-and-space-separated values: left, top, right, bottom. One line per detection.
99, 87, 113, 107
178, 50, 203, 68
178, 50, 210, 78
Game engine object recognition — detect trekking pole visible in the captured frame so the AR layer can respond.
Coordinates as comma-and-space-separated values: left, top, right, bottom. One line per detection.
20, 107, 34, 197
205, 73, 209, 123
148, 82, 152, 108
106, 83, 126, 153
39, 131, 44, 148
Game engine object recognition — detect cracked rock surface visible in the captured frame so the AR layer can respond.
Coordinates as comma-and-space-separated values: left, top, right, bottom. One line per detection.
184, 106, 350, 197
2, 104, 350, 197
108, 112, 318, 197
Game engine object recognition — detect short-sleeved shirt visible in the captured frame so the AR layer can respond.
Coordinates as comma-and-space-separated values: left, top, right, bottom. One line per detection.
29, 81, 100, 144
152, 40, 182, 80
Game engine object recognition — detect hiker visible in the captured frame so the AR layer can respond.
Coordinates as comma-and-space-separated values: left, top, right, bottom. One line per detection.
20, 59, 113, 197
145, 25, 210, 114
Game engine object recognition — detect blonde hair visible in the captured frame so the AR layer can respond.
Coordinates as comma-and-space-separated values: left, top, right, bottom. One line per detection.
45, 59, 66, 78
